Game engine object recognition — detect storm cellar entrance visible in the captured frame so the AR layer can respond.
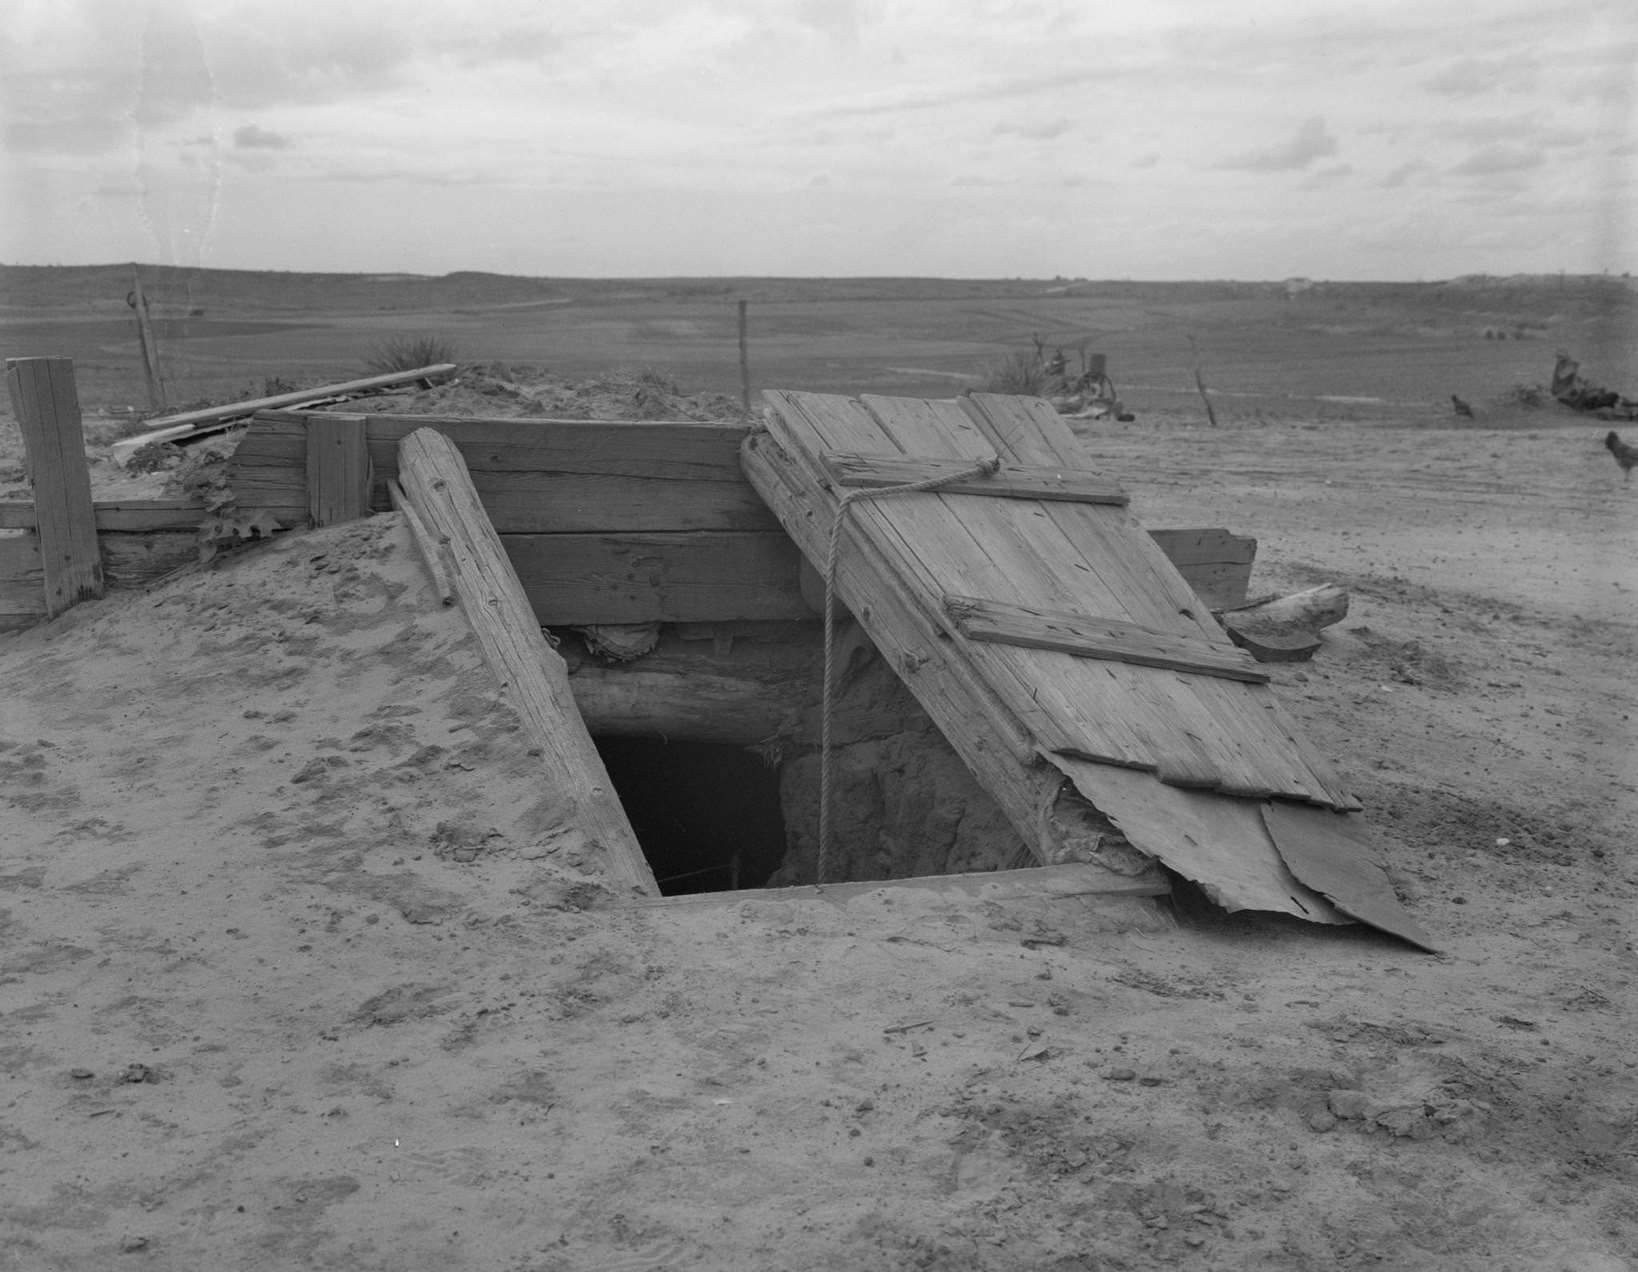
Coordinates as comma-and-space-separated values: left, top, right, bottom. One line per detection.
593, 735, 789, 895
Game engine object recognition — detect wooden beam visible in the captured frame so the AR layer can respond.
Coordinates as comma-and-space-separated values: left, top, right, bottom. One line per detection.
110, 364, 458, 463
305, 415, 371, 527
824, 452, 1129, 505
6, 357, 103, 617
506, 530, 811, 625
944, 594, 1269, 683
396, 426, 660, 898
128, 266, 166, 411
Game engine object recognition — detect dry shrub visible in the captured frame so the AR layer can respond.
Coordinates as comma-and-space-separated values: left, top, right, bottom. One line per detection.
364, 335, 459, 375
980, 350, 1049, 396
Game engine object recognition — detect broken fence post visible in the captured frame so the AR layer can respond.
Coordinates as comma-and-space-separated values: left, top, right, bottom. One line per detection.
5, 357, 104, 617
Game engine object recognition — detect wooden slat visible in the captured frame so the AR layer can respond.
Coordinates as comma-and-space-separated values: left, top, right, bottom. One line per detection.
944, 594, 1270, 683
6, 357, 103, 617
823, 452, 1128, 505
109, 365, 457, 463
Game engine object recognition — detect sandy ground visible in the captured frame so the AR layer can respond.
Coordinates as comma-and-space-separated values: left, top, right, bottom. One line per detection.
1, 393, 1635, 1270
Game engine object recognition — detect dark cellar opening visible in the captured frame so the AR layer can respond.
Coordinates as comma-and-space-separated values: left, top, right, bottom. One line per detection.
593, 735, 789, 896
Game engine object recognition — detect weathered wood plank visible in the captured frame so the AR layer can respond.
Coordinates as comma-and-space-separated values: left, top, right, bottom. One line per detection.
1145, 527, 1255, 609
617, 862, 1173, 913
944, 594, 1270, 682
6, 358, 103, 617
305, 415, 372, 526
507, 530, 811, 625
823, 452, 1128, 505
0, 498, 203, 531
229, 411, 779, 533
397, 427, 659, 898
0, 532, 45, 629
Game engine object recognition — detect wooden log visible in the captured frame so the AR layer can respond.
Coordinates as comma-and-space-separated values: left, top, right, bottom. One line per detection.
396, 426, 659, 898
6, 357, 103, 617
1220, 583, 1349, 663
559, 623, 821, 745
306, 415, 372, 526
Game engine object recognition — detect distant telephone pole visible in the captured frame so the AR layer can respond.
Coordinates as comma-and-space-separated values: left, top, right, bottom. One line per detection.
738, 299, 752, 416
127, 265, 166, 411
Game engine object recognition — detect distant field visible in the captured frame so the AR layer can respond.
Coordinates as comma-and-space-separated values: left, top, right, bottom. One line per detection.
2, 266, 1633, 426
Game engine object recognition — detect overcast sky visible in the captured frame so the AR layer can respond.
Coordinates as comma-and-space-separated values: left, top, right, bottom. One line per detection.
2, 0, 1634, 280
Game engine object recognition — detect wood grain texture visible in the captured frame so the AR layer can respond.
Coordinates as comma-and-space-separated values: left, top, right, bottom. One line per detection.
824, 452, 1128, 505
305, 415, 372, 527
6, 358, 103, 617
944, 594, 1270, 682
396, 427, 659, 898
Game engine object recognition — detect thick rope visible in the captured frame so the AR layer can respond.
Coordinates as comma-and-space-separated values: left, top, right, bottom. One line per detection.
817, 454, 1002, 885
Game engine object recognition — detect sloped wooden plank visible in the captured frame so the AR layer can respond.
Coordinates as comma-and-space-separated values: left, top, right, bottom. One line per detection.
824, 452, 1128, 504
1052, 756, 1348, 923
856, 394, 1334, 800
762, 392, 1154, 768
959, 392, 1351, 805
944, 594, 1270, 682
1261, 801, 1434, 950
743, 428, 1169, 896
397, 427, 659, 899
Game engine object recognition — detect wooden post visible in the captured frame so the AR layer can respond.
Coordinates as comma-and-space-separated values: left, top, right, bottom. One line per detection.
128, 266, 166, 412
396, 427, 660, 898
737, 299, 751, 416
6, 358, 104, 617
305, 414, 372, 526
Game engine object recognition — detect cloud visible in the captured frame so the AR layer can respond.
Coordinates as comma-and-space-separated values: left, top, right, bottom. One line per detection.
1451, 144, 1547, 176
1423, 53, 1538, 97
1380, 160, 1434, 188
1300, 164, 1353, 190
995, 117, 1073, 141
1131, 152, 1159, 170
234, 124, 291, 150
1218, 116, 1338, 172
